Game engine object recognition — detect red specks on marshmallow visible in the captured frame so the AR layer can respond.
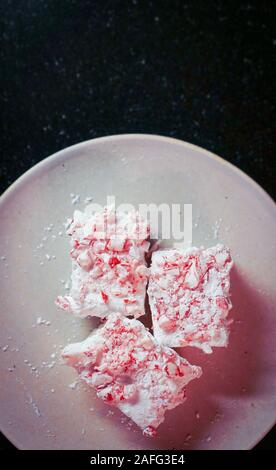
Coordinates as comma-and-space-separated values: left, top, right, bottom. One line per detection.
62, 313, 201, 436
56, 206, 150, 319
148, 244, 233, 354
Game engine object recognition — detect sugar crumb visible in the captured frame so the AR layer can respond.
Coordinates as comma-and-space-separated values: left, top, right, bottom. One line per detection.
71, 194, 80, 205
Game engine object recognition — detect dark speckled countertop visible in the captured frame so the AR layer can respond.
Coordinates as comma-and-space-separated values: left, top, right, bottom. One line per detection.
0, 0, 275, 450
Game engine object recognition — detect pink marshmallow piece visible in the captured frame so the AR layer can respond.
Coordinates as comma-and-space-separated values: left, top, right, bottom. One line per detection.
56, 206, 150, 319
148, 244, 233, 353
62, 312, 202, 436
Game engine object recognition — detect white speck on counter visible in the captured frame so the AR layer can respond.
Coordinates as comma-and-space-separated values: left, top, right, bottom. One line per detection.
206, 436, 212, 442
39, 261, 44, 266
195, 411, 200, 419
51, 353, 56, 359
81, 428, 86, 435
51, 389, 55, 393
2, 345, 9, 352
65, 280, 70, 290
58, 231, 63, 236
45, 254, 51, 261
1, 256, 6, 261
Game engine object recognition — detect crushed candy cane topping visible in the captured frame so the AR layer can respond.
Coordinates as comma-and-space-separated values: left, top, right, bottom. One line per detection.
62, 312, 202, 435
148, 244, 233, 353
56, 206, 150, 319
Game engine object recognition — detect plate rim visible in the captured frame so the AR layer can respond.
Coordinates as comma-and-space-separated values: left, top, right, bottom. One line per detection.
0, 134, 275, 211
0, 133, 275, 450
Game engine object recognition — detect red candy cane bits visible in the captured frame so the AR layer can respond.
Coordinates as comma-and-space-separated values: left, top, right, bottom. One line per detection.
56, 206, 150, 319
148, 244, 233, 353
62, 313, 201, 436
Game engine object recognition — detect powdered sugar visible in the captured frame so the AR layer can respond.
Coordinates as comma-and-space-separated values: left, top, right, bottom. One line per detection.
36, 317, 51, 326
26, 394, 42, 417
68, 381, 79, 390
213, 218, 223, 240
70, 193, 81, 205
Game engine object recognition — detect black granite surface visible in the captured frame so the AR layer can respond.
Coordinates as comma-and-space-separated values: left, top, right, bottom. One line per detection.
0, 0, 275, 450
